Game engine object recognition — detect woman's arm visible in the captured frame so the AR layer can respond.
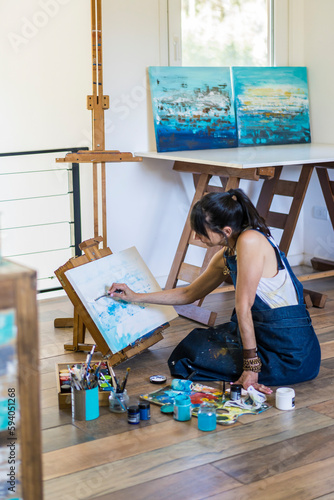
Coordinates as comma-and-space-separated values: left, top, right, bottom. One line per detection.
108, 248, 229, 306
233, 231, 273, 394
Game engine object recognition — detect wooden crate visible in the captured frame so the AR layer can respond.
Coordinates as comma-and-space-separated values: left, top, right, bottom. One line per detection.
56, 361, 114, 408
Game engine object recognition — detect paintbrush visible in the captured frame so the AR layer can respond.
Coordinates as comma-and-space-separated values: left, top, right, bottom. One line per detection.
110, 366, 120, 392
95, 293, 111, 301
95, 289, 123, 301
85, 345, 96, 376
120, 367, 131, 392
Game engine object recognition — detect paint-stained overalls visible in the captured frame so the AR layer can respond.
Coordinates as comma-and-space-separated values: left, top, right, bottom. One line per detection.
168, 234, 321, 385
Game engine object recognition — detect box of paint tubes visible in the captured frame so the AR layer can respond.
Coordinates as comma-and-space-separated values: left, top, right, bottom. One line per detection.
56, 361, 114, 408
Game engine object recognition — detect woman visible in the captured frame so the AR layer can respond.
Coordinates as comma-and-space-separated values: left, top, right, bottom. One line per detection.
108, 189, 321, 394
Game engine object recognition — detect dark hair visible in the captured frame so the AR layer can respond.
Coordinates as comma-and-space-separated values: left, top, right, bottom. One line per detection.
190, 188, 271, 239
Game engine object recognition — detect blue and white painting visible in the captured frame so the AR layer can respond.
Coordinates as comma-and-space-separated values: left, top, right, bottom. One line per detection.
0, 309, 21, 500
148, 66, 238, 152
232, 66, 311, 146
65, 247, 178, 354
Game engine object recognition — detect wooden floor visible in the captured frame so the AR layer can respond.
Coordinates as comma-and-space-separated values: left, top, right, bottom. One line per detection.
39, 273, 334, 500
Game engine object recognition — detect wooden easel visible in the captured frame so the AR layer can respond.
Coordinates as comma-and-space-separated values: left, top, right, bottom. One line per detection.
54, 1, 168, 359
55, 236, 167, 362
55, 0, 142, 247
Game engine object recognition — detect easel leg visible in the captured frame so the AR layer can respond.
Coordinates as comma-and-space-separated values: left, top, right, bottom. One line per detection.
93, 163, 99, 237
102, 161, 107, 248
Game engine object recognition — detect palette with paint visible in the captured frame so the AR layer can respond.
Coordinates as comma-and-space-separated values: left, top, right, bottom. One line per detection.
140, 381, 271, 425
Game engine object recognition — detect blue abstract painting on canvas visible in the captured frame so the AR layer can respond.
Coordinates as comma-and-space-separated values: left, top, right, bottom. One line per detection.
65, 247, 177, 354
232, 66, 311, 146
148, 66, 237, 152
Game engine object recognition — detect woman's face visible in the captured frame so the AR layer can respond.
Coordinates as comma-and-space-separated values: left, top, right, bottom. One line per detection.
194, 227, 226, 247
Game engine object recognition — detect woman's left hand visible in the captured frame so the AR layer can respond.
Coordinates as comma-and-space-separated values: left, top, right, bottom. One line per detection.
232, 370, 273, 395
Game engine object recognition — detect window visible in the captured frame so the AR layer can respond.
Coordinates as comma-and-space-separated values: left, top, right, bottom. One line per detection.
181, 0, 272, 66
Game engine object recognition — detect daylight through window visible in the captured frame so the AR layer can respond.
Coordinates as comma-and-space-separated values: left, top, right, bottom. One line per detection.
181, 0, 271, 67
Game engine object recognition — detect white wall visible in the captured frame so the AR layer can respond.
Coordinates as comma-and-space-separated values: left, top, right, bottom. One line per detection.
2, 0, 334, 288
1, 0, 91, 152
101, 0, 194, 283
287, 0, 334, 264
0, 0, 194, 287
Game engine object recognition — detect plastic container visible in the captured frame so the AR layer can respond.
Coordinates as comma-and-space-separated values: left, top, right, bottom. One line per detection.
108, 389, 129, 413
197, 403, 216, 432
173, 394, 192, 421
275, 387, 295, 410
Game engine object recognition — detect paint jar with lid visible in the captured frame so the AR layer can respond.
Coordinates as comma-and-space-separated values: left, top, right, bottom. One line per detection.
197, 403, 216, 432
139, 401, 151, 420
230, 384, 242, 402
127, 405, 140, 424
173, 394, 192, 422
108, 388, 129, 413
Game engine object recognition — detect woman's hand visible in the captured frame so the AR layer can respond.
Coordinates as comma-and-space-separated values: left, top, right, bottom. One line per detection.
108, 283, 137, 302
231, 370, 272, 395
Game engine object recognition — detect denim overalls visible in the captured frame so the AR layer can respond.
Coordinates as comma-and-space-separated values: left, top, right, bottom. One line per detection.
168, 233, 321, 385
225, 234, 321, 385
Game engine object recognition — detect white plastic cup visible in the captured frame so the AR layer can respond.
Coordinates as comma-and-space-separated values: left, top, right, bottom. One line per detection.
275, 387, 295, 411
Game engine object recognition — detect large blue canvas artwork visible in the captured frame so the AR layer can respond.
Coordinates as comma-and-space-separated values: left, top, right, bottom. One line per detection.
65, 247, 178, 354
232, 66, 311, 146
148, 66, 237, 152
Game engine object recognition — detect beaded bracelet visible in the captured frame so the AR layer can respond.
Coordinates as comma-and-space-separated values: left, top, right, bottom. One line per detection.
243, 356, 262, 373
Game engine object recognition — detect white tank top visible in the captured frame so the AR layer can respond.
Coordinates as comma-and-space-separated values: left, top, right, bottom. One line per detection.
256, 264, 298, 309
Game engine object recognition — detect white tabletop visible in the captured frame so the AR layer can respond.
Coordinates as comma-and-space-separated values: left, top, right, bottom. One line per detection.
136, 143, 334, 169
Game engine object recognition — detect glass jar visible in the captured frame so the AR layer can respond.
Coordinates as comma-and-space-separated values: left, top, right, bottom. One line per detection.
108, 388, 129, 413
197, 403, 216, 432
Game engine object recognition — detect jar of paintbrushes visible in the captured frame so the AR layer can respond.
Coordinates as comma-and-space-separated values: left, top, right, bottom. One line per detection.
108, 367, 131, 413
69, 345, 100, 421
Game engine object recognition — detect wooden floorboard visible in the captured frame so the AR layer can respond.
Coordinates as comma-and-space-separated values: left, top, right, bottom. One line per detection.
37, 271, 334, 500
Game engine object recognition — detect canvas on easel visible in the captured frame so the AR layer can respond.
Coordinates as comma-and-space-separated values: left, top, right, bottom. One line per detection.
55, 238, 177, 364
65, 246, 178, 354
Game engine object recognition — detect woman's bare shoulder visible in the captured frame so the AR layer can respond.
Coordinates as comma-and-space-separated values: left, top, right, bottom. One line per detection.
237, 230, 272, 256
237, 229, 268, 246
